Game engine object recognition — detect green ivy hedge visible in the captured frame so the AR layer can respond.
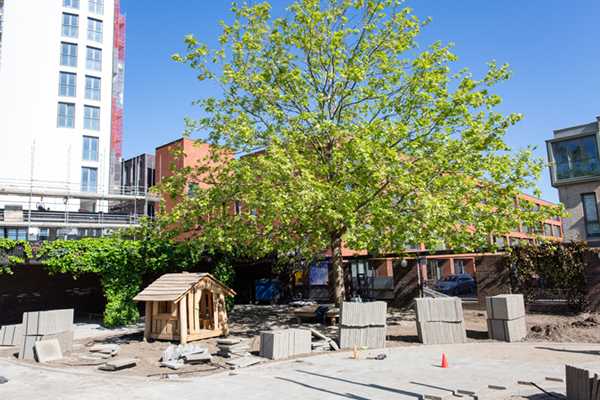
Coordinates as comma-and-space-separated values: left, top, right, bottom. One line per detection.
0, 235, 238, 327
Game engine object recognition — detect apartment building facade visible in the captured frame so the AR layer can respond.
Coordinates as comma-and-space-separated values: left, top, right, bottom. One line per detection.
0, 0, 137, 241
547, 117, 600, 246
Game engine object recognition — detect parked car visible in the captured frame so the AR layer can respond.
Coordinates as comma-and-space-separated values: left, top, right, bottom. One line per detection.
432, 274, 475, 295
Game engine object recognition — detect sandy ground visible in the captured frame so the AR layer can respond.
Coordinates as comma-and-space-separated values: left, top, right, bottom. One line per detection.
1, 306, 599, 381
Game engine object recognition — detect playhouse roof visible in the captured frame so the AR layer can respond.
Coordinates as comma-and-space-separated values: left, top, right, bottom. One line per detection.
133, 273, 236, 303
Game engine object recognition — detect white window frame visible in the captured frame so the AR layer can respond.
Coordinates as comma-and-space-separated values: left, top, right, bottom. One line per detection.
60, 42, 77, 67
84, 106, 100, 131
63, 0, 79, 8
87, 18, 102, 43
86, 47, 101, 71
57, 102, 75, 128
62, 13, 79, 38
85, 76, 100, 100
83, 136, 99, 161
59, 72, 76, 97
88, 0, 103, 15
81, 167, 97, 193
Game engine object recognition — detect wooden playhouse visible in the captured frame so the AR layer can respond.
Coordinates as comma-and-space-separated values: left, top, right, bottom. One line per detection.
133, 273, 236, 344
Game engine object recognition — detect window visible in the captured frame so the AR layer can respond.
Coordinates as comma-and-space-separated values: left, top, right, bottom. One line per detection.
551, 135, 600, 181
427, 260, 442, 281
88, 0, 103, 14
85, 76, 100, 100
63, 0, 79, 8
83, 136, 98, 161
86, 47, 101, 71
454, 260, 466, 275
87, 18, 102, 42
83, 106, 99, 130
235, 201, 242, 215
521, 225, 531, 234
7, 228, 27, 240
58, 72, 76, 97
494, 236, 505, 247
62, 13, 78, 37
582, 193, 600, 237
544, 224, 552, 237
57, 103, 75, 128
81, 167, 97, 192
509, 237, 519, 247
553, 225, 562, 238
60, 43, 77, 67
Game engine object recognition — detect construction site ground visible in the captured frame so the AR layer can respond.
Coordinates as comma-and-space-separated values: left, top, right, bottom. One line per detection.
1, 306, 600, 399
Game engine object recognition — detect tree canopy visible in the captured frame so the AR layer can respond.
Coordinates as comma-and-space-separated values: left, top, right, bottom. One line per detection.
166, 0, 563, 305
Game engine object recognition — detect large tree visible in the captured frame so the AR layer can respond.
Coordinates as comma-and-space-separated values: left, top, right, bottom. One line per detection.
165, 0, 562, 305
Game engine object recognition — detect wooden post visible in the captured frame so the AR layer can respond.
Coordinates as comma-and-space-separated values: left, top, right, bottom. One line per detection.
219, 293, 228, 336
187, 288, 195, 335
179, 296, 188, 344
144, 301, 152, 341
212, 292, 218, 332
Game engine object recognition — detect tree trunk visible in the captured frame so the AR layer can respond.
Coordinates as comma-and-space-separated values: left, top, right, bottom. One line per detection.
331, 232, 346, 307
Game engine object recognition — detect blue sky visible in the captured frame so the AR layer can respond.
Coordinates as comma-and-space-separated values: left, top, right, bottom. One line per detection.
119, 0, 599, 204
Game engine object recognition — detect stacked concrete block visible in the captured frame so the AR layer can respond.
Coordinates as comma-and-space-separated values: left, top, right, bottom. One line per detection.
485, 294, 527, 342
259, 328, 311, 360
566, 364, 600, 400
19, 309, 74, 360
0, 324, 22, 346
338, 301, 387, 349
414, 297, 467, 345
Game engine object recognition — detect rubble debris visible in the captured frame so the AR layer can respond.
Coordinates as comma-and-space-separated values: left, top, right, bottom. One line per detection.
86, 343, 122, 360
300, 327, 340, 353
159, 343, 211, 368
98, 358, 138, 371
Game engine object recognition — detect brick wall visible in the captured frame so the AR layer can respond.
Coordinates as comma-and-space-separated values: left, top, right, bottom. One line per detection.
470, 254, 510, 310
391, 259, 419, 308
0, 265, 105, 325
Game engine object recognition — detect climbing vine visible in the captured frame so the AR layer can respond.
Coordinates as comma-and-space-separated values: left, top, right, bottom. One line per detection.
504, 239, 592, 311
38, 236, 205, 327
0, 238, 33, 273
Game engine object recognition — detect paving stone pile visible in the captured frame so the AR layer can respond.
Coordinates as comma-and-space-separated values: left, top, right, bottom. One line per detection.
338, 301, 387, 349
259, 328, 311, 360
414, 297, 467, 345
19, 309, 74, 360
486, 294, 527, 342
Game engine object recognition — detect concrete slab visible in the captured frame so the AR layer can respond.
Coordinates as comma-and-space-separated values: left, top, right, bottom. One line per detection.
34, 339, 63, 363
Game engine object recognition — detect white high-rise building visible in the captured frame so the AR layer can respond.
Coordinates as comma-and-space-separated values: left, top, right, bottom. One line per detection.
0, 0, 133, 241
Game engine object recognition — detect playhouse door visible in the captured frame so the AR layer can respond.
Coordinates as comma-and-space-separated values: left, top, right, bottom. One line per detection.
199, 289, 214, 329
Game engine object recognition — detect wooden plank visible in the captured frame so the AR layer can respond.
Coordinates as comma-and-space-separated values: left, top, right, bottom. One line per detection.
187, 288, 195, 334
219, 293, 228, 335
186, 329, 223, 341
179, 294, 188, 344
212, 292, 218, 332
144, 301, 151, 341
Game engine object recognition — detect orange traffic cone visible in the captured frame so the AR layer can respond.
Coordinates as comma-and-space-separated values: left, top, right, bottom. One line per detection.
441, 354, 449, 368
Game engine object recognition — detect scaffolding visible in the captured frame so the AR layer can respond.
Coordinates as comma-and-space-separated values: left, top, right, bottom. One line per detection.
110, 0, 126, 194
